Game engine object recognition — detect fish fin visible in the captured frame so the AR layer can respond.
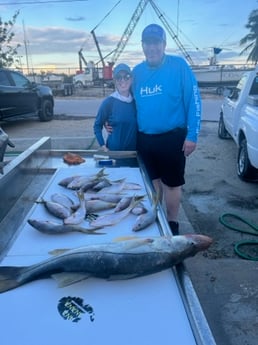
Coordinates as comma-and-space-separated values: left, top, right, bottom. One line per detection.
48, 248, 71, 256
111, 177, 126, 183
130, 195, 144, 209
113, 237, 154, 250
128, 238, 154, 249
108, 274, 139, 281
123, 182, 142, 190
0, 266, 25, 293
113, 236, 139, 242
35, 197, 45, 204
96, 167, 108, 178
128, 196, 137, 208
76, 189, 85, 201
79, 228, 106, 235
134, 194, 146, 202
52, 272, 91, 287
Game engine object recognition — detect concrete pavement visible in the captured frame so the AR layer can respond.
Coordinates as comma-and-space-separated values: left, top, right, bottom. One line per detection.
54, 97, 223, 121
54, 98, 102, 117
202, 98, 222, 121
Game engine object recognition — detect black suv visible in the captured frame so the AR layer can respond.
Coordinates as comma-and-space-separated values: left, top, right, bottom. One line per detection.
0, 68, 54, 121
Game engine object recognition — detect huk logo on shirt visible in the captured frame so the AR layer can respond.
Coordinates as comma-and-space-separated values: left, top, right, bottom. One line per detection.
140, 84, 163, 97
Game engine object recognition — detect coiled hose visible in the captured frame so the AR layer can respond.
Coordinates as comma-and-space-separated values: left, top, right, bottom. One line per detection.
219, 213, 258, 261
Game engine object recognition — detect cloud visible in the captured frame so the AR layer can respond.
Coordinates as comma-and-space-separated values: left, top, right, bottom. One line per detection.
66, 16, 86, 22
15, 25, 119, 56
12, 24, 137, 71
12, 22, 250, 72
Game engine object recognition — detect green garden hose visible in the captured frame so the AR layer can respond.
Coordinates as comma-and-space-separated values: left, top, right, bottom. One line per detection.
219, 213, 258, 261
234, 240, 258, 261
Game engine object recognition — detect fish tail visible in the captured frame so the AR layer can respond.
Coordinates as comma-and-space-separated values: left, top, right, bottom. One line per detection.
79, 227, 106, 235
97, 167, 107, 178
130, 195, 142, 209
35, 197, 45, 204
0, 266, 25, 293
76, 189, 85, 202
135, 194, 145, 202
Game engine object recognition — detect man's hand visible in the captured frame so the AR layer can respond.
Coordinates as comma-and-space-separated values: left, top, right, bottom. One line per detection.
101, 145, 109, 152
182, 140, 196, 157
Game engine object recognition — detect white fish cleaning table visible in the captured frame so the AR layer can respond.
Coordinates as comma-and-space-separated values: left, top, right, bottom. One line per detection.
0, 137, 216, 345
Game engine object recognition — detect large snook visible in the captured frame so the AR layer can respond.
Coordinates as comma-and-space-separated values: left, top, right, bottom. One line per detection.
0, 234, 212, 293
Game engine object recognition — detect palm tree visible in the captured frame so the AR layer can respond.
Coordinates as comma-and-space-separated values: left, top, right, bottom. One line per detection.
239, 9, 258, 65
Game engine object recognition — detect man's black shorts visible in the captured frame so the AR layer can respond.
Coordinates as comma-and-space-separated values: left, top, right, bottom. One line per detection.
137, 127, 187, 187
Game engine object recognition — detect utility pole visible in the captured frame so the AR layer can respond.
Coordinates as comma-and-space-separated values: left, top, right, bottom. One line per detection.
23, 21, 30, 74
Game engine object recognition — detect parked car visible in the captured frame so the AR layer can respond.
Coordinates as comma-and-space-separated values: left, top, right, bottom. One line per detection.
218, 67, 258, 181
0, 68, 54, 122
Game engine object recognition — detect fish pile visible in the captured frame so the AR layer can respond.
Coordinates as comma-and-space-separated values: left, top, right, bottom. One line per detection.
0, 235, 213, 293
28, 168, 157, 235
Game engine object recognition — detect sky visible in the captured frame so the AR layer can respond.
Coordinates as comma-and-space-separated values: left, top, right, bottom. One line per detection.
0, 0, 258, 75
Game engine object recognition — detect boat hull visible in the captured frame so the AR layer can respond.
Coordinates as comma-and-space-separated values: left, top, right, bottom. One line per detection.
192, 66, 254, 87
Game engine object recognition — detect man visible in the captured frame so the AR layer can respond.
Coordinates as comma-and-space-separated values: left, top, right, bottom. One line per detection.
132, 24, 201, 235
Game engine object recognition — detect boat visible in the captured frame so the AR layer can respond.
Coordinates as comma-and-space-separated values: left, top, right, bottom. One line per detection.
192, 64, 254, 89
191, 48, 254, 91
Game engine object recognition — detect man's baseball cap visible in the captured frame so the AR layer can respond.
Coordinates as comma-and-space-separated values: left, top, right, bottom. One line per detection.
113, 63, 131, 78
142, 24, 166, 42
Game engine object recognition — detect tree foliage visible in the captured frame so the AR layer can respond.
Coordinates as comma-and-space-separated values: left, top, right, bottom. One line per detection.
0, 11, 20, 68
239, 9, 258, 65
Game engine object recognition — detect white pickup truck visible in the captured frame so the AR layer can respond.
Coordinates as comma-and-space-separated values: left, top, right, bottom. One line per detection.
218, 66, 258, 181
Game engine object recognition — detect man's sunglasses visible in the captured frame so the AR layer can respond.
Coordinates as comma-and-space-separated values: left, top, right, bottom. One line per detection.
115, 74, 131, 82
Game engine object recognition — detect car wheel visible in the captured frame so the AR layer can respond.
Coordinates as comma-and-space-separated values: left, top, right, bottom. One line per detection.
38, 99, 54, 122
75, 81, 83, 89
237, 139, 257, 181
218, 113, 229, 139
63, 87, 69, 97
68, 85, 73, 95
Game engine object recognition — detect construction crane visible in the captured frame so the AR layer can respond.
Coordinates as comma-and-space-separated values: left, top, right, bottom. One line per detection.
89, 0, 148, 70
111, 0, 195, 65
78, 48, 88, 71
148, 0, 195, 66
90, 30, 106, 68
80, 0, 195, 86
111, 0, 149, 64
91, 0, 195, 68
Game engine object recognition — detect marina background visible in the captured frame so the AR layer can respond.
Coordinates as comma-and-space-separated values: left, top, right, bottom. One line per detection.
0, 0, 258, 74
